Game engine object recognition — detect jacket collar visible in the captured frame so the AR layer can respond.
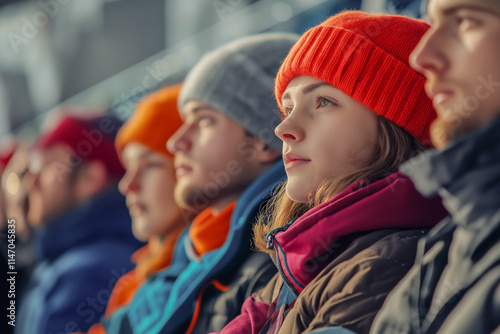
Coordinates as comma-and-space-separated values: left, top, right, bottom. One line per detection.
271, 171, 448, 292
401, 116, 500, 228
125, 160, 287, 333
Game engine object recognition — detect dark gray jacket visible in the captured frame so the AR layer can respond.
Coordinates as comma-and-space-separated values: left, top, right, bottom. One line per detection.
371, 117, 500, 334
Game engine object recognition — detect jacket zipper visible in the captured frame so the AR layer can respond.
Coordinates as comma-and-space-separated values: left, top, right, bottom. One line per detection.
265, 225, 289, 250
265, 223, 300, 298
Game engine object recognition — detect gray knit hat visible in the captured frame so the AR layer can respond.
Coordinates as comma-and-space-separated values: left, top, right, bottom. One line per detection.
179, 33, 299, 152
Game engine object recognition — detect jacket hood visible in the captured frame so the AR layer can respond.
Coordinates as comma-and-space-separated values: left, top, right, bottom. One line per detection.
401, 116, 500, 226
270, 171, 448, 293
34, 186, 142, 262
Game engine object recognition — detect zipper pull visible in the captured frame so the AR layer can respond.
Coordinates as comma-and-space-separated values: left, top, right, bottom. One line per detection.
265, 232, 275, 250
265, 221, 295, 250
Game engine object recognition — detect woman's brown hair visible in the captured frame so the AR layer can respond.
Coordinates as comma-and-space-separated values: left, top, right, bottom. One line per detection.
253, 115, 426, 253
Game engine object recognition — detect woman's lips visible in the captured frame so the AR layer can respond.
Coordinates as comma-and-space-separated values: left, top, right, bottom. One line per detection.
284, 153, 311, 171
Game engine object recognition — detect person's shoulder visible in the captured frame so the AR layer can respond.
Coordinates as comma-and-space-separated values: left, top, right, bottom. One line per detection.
369, 228, 428, 257
435, 264, 500, 333
238, 251, 274, 277
49, 241, 135, 279
316, 228, 426, 284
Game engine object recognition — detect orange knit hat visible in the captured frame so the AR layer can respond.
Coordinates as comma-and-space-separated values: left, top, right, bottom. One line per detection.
115, 83, 183, 159
275, 11, 436, 145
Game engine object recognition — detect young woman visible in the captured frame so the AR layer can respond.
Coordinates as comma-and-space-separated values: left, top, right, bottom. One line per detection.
216, 11, 448, 334
84, 84, 189, 334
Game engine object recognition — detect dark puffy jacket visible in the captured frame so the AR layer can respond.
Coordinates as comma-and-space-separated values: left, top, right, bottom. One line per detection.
15, 187, 142, 334
371, 117, 500, 334
216, 171, 448, 334
103, 161, 286, 334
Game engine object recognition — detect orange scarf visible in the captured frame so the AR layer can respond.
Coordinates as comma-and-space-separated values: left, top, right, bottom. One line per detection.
189, 202, 236, 256
106, 225, 184, 315
84, 204, 234, 334
84, 225, 184, 334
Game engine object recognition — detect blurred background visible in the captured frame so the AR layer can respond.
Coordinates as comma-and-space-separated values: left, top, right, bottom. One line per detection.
0, 0, 423, 332
0, 0, 423, 143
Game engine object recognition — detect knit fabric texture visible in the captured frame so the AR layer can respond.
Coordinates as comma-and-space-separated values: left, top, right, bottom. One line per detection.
37, 114, 125, 178
275, 11, 436, 145
115, 83, 183, 159
179, 33, 299, 152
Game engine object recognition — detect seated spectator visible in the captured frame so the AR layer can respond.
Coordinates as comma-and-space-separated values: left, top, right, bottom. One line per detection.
84, 84, 190, 334
17, 113, 143, 334
371, 0, 500, 333
102, 33, 298, 334
216, 11, 448, 334
1, 141, 31, 240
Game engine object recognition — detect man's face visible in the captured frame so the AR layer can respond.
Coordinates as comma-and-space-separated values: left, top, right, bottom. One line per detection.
410, 0, 500, 148
167, 102, 265, 212
26, 145, 78, 226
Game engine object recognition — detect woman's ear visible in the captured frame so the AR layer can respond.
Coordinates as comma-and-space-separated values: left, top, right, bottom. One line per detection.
73, 160, 109, 202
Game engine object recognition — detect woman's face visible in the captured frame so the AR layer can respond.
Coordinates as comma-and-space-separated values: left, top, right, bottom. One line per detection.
119, 143, 183, 242
275, 76, 379, 203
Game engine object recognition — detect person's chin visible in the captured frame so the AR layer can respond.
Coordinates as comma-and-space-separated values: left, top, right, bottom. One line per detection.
27, 210, 43, 227
286, 184, 308, 203
132, 220, 151, 242
430, 115, 475, 149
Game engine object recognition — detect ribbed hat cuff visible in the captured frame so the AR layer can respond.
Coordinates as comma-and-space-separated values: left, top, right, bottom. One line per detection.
276, 25, 433, 143
180, 52, 283, 152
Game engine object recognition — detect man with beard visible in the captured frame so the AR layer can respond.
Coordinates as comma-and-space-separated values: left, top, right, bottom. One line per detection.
371, 0, 500, 333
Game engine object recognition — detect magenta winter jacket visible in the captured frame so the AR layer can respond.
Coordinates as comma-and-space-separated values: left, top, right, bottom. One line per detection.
214, 171, 448, 334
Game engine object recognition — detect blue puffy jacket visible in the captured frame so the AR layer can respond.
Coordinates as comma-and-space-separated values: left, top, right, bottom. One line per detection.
16, 187, 142, 334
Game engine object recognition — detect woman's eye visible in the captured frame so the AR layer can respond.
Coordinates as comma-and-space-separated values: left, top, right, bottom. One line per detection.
316, 97, 337, 108
282, 106, 293, 117
319, 99, 330, 107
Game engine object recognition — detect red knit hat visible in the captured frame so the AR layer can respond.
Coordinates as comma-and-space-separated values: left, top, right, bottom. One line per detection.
115, 83, 183, 159
0, 141, 16, 170
37, 113, 125, 179
275, 11, 436, 145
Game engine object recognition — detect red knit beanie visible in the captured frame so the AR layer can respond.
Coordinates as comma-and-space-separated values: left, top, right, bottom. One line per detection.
0, 141, 16, 170
115, 83, 183, 159
37, 113, 125, 179
275, 10, 436, 145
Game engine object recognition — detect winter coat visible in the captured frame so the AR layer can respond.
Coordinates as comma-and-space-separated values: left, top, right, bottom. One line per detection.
83, 227, 184, 334
16, 187, 143, 334
371, 117, 500, 334
103, 161, 286, 334
216, 171, 448, 334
